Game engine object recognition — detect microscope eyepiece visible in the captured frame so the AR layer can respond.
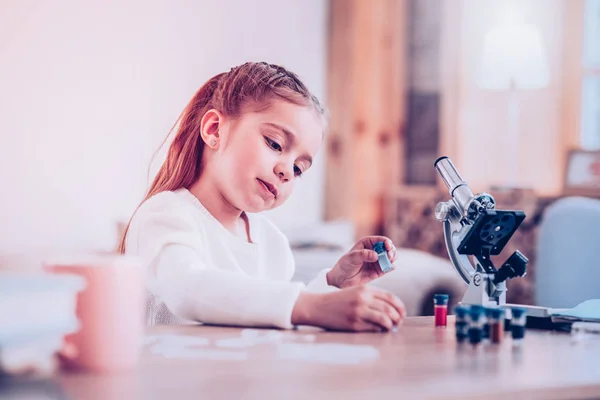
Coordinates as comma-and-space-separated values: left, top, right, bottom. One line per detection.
434, 156, 449, 167
434, 157, 466, 195
434, 156, 475, 216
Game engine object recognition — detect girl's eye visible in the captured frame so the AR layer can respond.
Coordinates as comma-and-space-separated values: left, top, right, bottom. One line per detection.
294, 165, 303, 177
265, 137, 282, 152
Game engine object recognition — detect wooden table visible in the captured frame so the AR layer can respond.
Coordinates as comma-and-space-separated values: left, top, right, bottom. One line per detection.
52, 317, 600, 400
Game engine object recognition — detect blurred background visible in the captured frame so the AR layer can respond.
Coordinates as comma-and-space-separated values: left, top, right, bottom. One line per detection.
1, 0, 599, 310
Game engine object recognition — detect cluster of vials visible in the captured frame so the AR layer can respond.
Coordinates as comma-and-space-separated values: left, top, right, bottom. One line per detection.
433, 294, 527, 347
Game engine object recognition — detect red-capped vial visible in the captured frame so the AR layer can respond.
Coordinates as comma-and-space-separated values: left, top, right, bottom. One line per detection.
434, 294, 449, 327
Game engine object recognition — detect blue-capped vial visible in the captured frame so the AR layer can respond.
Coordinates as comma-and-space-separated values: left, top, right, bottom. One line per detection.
469, 304, 485, 318
372, 241, 393, 273
482, 307, 494, 343
434, 294, 449, 305
468, 306, 484, 346
511, 307, 527, 345
433, 294, 449, 327
454, 305, 470, 343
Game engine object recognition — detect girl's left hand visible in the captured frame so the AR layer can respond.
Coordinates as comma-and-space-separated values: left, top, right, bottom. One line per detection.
326, 236, 397, 289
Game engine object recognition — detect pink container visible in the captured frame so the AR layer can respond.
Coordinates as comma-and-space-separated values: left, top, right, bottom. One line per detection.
44, 254, 144, 373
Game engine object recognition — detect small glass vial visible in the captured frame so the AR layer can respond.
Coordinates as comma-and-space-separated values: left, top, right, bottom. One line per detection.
468, 306, 485, 346
490, 308, 505, 344
372, 241, 393, 273
454, 305, 470, 343
511, 307, 527, 346
434, 294, 449, 327
482, 307, 494, 344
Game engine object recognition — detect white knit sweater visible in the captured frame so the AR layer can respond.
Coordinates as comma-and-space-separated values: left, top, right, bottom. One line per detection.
125, 188, 333, 329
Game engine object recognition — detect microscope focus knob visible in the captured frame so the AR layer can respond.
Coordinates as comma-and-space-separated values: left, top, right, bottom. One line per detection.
435, 202, 452, 222
493, 251, 528, 285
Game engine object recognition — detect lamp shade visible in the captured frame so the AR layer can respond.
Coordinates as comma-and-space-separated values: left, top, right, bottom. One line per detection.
478, 23, 550, 90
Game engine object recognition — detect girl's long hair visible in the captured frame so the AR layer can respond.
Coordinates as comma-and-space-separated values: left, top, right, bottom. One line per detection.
117, 62, 324, 253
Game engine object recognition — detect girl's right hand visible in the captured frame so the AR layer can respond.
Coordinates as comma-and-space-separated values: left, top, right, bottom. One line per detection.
291, 286, 406, 332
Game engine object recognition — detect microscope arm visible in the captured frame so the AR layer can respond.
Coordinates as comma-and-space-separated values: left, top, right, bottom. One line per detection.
443, 220, 473, 285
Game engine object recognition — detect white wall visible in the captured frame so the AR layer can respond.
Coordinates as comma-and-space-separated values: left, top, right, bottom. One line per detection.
0, 0, 327, 253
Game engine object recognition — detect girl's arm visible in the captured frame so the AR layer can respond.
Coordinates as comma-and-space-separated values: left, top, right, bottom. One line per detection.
129, 195, 304, 329
148, 243, 304, 329
129, 193, 405, 331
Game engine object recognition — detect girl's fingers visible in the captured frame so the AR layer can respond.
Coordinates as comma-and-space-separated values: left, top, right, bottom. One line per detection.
359, 236, 392, 249
348, 249, 379, 264
386, 240, 397, 261
385, 239, 394, 251
351, 320, 385, 332
368, 237, 396, 261
388, 248, 397, 263
369, 298, 401, 326
360, 236, 397, 261
372, 289, 406, 318
360, 309, 394, 331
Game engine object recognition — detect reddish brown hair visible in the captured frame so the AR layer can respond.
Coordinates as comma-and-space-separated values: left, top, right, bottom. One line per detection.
117, 62, 325, 253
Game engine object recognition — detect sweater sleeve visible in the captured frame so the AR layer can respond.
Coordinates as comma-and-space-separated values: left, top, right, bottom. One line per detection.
130, 199, 305, 329
253, 216, 338, 294
305, 268, 338, 293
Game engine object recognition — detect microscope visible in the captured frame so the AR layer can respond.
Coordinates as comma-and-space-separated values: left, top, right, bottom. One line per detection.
434, 156, 550, 319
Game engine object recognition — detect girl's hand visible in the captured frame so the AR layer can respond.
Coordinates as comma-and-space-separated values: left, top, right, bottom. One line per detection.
291, 286, 406, 332
326, 236, 397, 289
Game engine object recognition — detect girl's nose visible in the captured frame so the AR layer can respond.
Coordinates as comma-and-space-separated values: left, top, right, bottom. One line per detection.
274, 164, 291, 182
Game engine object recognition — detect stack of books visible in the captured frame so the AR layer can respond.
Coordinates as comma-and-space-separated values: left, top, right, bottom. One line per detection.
0, 271, 84, 376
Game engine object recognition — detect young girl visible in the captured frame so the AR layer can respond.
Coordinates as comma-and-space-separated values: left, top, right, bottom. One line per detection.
119, 62, 406, 332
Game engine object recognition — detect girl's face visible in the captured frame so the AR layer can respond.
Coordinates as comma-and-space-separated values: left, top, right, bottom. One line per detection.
214, 100, 323, 213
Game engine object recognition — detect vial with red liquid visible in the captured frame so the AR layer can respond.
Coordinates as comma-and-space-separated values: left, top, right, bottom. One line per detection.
434, 294, 449, 327
490, 307, 505, 344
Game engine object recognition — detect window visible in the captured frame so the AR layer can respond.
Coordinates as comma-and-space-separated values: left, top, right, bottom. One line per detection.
580, 0, 600, 149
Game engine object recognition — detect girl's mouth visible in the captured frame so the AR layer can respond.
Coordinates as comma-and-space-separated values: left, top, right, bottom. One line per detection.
257, 179, 277, 198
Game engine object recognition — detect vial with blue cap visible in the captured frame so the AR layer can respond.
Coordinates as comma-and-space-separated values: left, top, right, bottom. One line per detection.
511, 307, 527, 346
454, 305, 470, 343
482, 307, 494, 344
468, 305, 485, 346
372, 241, 393, 273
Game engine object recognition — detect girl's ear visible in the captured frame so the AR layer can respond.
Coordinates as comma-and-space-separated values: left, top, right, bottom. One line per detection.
200, 109, 223, 149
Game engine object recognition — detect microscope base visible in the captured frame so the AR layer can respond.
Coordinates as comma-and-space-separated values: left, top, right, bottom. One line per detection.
458, 274, 552, 319
456, 301, 552, 318
505, 303, 553, 319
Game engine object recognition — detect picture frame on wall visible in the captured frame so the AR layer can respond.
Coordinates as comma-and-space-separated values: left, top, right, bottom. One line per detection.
564, 149, 600, 196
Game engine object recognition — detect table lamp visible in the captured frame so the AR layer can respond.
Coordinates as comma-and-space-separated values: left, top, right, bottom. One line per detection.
477, 21, 550, 188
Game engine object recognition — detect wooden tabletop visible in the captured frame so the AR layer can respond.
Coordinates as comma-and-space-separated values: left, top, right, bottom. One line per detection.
54, 317, 600, 400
